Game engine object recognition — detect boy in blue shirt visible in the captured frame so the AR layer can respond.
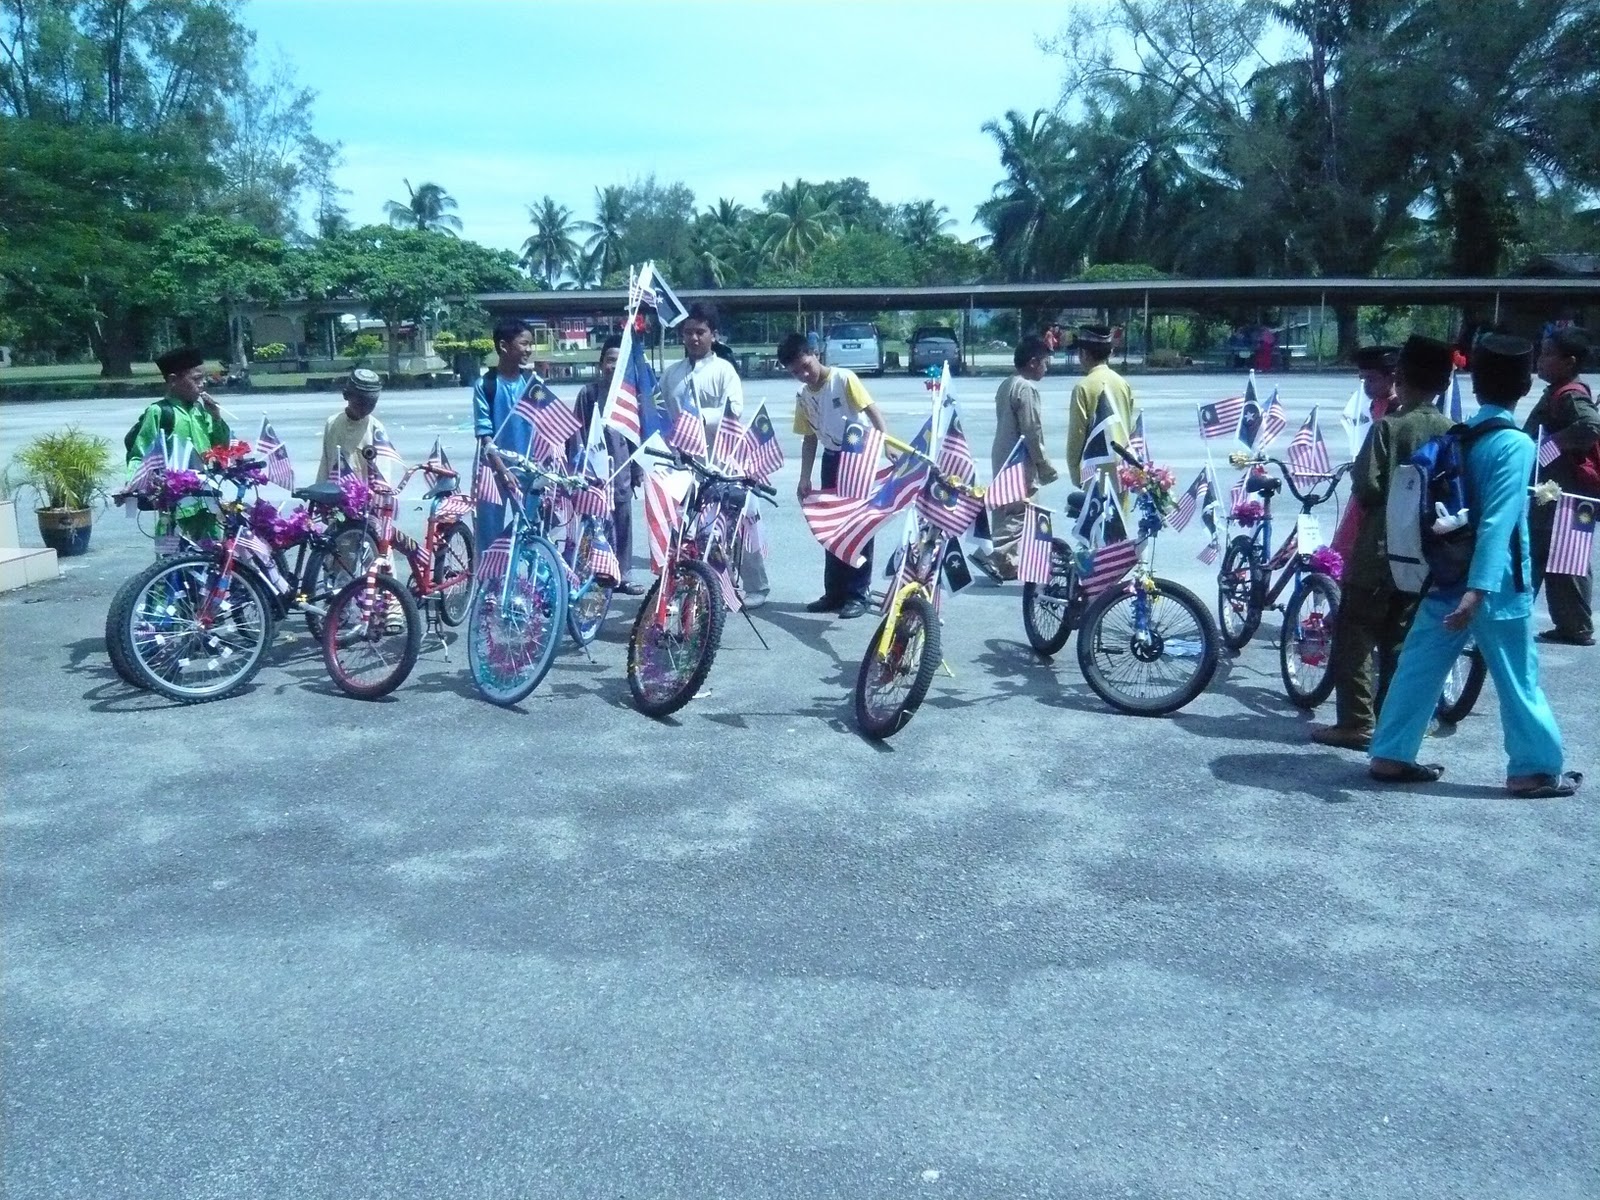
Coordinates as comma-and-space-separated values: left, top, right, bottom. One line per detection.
473, 319, 537, 546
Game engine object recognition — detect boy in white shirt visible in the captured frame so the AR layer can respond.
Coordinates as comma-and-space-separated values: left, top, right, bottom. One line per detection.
317, 368, 388, 482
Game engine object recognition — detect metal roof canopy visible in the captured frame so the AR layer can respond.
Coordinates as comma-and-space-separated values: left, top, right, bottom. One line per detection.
471, 277, 1600, 316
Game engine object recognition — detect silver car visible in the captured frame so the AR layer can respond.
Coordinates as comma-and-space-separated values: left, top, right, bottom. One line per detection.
822, 322, 884, 375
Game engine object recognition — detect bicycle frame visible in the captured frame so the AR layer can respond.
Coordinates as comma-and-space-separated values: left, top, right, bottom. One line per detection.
1234, 457, 1353, 614
367, 461, 472, 606
876, 518, 946, 659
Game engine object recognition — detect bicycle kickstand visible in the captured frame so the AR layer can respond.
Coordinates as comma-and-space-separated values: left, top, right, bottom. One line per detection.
739, 606, 771, 650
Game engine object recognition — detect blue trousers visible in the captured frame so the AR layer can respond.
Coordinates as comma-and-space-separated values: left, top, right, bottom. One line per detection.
1370, 596, 1565, 777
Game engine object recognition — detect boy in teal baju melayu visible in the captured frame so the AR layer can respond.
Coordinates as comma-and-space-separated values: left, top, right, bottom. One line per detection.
1369, 334, 1581, 798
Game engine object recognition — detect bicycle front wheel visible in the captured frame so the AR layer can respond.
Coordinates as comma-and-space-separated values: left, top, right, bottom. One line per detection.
322, 573, 422, 699
303, 525, 378, 638
105, 570, 148, 688
467, 536, 568, 707
854, 590, 941, 740
1078, 576, 1219, 715
432, 520, 475, 628
627, 559, 724, 717
1436, 639, 1487, 723
1279, 572, 1341, 710
1218, 535, 1263, 651
1021, 538, 1078, 656
125, 553, 274, 704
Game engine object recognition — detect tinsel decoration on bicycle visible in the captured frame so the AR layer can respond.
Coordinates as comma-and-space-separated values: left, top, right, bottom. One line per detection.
1230, 500, 1265, 527
247, 499, 312, 550
1308, 546, 1344, 580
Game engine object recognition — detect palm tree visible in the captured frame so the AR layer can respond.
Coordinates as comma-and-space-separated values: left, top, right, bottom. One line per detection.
522, 196, 580, 286
707, 197, 747, 229
383, 180, 462, 235
761, 179, 841, 268
898, 200, 955, 251
976, 109, 1068, 280
574, 185, 629, 284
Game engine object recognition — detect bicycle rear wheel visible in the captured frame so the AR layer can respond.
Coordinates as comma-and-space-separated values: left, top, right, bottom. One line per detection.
1218, 535, 1263, 651
125, 553, 274, 704
1078, 576, 1219, 715
467, 536, 568, 707
1436, 639, 1487, 723
1279, 572, 1341, 710
854, 591, 941, 739
322, 573, 422, 699
1021, 538, 1079, 656
565, 520, 613, 647
431, 520, 475, 628
627, 559, 724, 717
303, 525, 377, 638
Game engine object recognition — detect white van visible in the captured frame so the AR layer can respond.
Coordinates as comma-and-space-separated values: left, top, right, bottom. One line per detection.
822, 322, 884, 375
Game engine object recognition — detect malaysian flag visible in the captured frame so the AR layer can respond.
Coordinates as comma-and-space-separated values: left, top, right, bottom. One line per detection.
644, 464, 691, 573
1197, 541, 1220, 565
836, 420, 886, 499
710, 397, 748, 471
1437, 373, 1464, 422
255, 418, 294, 490
1079, 389, 1122, 472
1017, 505, 1054, 585
1199, 395, 1247, 439
917, 473, 982, 535
423, 438, 453, 481
1287, 408, 1331, 483
801, 451, 929, 568
938, 411, 976, 484
515, 379, 582, 450
436, 493, 473, 522
477, 534, 512, 581
369, 425, 403, 472
127, 435, 167, 494
1128, 411, 1149, 463
705, 540, 742, 612
1167, 471, 1207, 532
474, 453, 502, 505
1536, 427, 1563, 470
1547, 493, 1597, 575
745, 403, 785, 483
336, 447, 359, 483
1259, 387, 1288, 449
987, 438, 1030, 509
1229, 472, 1251, 513
1079, 538, 1139, 598
583, 526, 622, 586
1072, 475, 1108, 546
603, 326, 666, 446
233, 525, 275, 569
570, 483, 611, 519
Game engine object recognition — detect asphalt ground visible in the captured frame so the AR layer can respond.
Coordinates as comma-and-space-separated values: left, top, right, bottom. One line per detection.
3, 372, 1596, 1198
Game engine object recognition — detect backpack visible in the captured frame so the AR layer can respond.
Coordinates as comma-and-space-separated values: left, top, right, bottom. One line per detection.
124, 398, 177, 462
1387, 417, 1526, 595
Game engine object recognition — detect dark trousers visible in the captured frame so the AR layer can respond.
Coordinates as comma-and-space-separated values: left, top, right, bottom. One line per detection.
1529, 501, 1593, 639
611, 487, 634, 577
1331, 582, 1421, 731
820, 448, 872, 601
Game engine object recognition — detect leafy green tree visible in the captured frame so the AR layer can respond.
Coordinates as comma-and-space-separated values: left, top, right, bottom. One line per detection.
522, 196, 580, 286
617, 176, 698, 283
976, 109, 1070, 281
574, 185, 629, 284
762, 179, 841, 267
212, 53, 331, 239
147, 214, 291, 363
385, 180, 462, 235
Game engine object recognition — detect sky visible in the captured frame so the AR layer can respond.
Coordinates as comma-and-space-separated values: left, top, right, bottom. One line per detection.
244, 0, 1071, 256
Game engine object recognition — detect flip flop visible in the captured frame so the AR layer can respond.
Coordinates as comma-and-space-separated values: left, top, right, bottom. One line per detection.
1507, 771, 1584, 799
1369, 762, 1445, 784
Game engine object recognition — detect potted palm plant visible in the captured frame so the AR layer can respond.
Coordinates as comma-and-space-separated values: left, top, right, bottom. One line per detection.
7, 426, 114, 556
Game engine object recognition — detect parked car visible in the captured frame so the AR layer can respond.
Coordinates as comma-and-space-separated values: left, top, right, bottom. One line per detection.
907, 326, 963, 375
822, 322, 884, 375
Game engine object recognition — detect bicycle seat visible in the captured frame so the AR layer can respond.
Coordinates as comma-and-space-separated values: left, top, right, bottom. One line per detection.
292, 481, 346, 507
1247, 476, 1282, 498
423, 477, 458, 500
1065, 490, 1086, 519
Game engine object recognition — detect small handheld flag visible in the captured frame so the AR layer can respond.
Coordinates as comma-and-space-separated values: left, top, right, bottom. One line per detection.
836, 420, 886, 500
986, 438, 1030, 509
255, 417, 294, 491
1017, 505, 1054, 585
745, 404, 785, 483
1546, 494, 1596, 575
1259, 387, 1287, 449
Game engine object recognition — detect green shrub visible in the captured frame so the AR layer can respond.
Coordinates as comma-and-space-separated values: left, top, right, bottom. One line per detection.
1146, 348, 1185, 368
255, 342, 289, 361
7, 426, 115, 509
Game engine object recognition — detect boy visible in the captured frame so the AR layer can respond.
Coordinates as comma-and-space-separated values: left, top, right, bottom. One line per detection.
316, 368, 388, 482
1311, 335, 1454, 749
570, 335, 645, 594
472, 318, 537, 547
782, 331, 889, 619
1063, 324, 1138, 488
1329, 344, 1400, 561
660, 303, 768, 606
975, 335, 1059, 581
1368, 335, 1579, 797
1523, 325, 1597, 645
127, 346, 232, 541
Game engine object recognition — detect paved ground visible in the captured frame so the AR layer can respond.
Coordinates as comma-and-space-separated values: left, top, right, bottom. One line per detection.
3, 373, 1595, 1198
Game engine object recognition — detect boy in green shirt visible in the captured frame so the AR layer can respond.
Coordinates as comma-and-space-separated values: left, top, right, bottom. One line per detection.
127, 346, 231, 543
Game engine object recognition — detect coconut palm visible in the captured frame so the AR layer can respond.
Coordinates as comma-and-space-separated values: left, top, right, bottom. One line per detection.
383, 180, 463, 235
976, 109, 1068, 280
898, 200, 955, 251
574, 185, 629, 284
522, 196, 581, 286
761, 179, 841, 268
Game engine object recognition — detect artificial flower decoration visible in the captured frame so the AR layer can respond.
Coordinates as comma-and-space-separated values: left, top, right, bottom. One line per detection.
1308, 545, 1344, 580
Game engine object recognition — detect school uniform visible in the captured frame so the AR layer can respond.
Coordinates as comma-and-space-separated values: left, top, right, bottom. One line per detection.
1523, 376, 1598, 641
471, 368, 536, 548
988, 373, 1058, 577
795, 366, 876, 603
1370, 405, 1566, 778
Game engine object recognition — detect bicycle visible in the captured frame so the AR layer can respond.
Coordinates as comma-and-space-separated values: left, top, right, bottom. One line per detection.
852, 436, 984, 739
465, 447, 588, 706
321, 450, 472, 699
627, 450, 777, 718
1216, 454, 1354, 709
1071, 446, 1221, 716
114, 456, 382, 704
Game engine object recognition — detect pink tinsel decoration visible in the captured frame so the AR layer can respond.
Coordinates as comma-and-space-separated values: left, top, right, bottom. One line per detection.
1308, 546, 1343, 580
248, 500, 312, 549
155, 469, 206, 507
1231, 500, 1264, 526
338, 475, 371, 518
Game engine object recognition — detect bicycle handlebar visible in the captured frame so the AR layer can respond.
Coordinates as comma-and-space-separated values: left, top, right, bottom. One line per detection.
1244, 455, 1353, 507
644, 448, 779, 503
879, 432, 985, 500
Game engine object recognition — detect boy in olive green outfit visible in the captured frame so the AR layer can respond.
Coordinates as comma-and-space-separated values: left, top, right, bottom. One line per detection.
126, 346, 231, 543
1312, 335, 1456, 749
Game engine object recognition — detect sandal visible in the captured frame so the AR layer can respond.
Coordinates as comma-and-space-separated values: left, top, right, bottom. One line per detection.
1507, 771, 1584, 799
1368, 762, 1446, 784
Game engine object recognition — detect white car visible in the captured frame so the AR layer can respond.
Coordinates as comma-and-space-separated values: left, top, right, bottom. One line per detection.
822, 322, 884, 375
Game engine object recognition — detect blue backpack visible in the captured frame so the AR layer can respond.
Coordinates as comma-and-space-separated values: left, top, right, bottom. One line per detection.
1386, 417, 1527, 595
